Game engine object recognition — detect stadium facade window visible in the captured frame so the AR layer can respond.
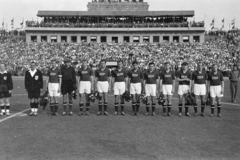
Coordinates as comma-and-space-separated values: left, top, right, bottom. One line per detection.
81, 36, 87, 42
31, 36, 37, 42
51, 36, 57, 42
71, 36, 77, 43
173, 36, 179, 43
163, 36, 169, 42
112, 37, 118, 43
61, 36, 67, 43
193, 36, 200, 42
101, 36, 107, 43
41, 36, 47, 42
91, 36, 97, 42
183, 36, 189, 42
143, 36, 150, 42
153, 36, 159, 43
123, 36, 130, 42
133, 36, 140, 43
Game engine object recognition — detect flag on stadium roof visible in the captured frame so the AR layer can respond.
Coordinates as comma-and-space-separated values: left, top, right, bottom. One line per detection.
210, 19, 214, 26
20, 19, 24, 28
231, 19, 235, 29
11, 18, 14, 29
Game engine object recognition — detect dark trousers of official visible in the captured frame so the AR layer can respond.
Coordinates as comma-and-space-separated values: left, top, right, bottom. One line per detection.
230, 81, 238, 101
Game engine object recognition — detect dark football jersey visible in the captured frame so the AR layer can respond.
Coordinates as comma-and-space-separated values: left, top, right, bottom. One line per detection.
144, 70, 159, 84
128, 69, 143, 83
160, 70, 175, 85
208, 72, 223, 86
95, 68, 111, 82
111, 69, 127, 82
78, 68, 93, 81
192, 71, 208, 84
47, 67, 62, 83
177, 70, 192, 85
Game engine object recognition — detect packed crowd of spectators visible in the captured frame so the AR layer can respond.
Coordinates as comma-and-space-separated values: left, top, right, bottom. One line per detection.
26, 17, 204, 28
0, 32, 239, 76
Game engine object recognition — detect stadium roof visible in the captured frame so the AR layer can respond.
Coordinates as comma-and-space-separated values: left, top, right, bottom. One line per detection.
37, 11, 194, 17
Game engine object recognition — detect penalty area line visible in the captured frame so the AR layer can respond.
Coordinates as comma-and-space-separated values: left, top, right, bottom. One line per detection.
0, 108, 30, 123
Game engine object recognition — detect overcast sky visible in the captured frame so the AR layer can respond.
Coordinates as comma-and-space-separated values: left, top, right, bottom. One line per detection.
0, 0, 239, 31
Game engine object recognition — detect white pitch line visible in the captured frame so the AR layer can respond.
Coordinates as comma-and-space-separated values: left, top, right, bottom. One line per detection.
171, 97, 240, 106
0, 108, 30, 123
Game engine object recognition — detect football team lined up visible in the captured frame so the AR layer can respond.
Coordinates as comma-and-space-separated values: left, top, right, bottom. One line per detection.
0, 59, 232, 117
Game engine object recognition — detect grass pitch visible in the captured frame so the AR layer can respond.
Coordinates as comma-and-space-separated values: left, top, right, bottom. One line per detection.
0, 77, 239, 160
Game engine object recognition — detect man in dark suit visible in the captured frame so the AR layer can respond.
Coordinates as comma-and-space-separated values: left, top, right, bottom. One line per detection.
0, 61, 13, 116
24, 61, 43, 116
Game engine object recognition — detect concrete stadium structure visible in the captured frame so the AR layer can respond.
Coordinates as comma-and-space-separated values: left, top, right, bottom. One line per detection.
25, 0, 205, 43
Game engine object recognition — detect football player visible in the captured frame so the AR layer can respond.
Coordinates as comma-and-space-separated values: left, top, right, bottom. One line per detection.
95, 60, 111, 116
176, 62, 192, 116
207, 64, 224, 117
61, 58, 77, 116
191, 62, 208, 117
128, 61, 143, 116
46, 59, 62, 115
160, 62, 175, 116
143, 62, 159, 116
77, 60, 94, 116
0, 62, 13, 116
25, 61, 43, 116
111, 60, 128, 115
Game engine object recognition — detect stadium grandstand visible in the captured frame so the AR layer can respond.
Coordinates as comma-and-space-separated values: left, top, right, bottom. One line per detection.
25, 0, 205, 43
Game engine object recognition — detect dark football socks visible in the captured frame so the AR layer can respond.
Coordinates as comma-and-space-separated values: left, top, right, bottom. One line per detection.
146, 103, 150, 112
136, 102, 140, 112
69, 102, 73, 112
178, 104, 183, 113
217, 104, 221, 114
1, 105, 5, 114
185, 106, 189, 114
211, 105, 215, 114
132, 103, 136, 112
152, 103, 156, 112
50, 103, 54, 113
86, 102, 90, 112
98, 102, 102, 112
194, 106, 197, 113
63, 102, 67, 112
167, 104, 172, 113
115, 102, 119, 112
104, 102, 108, 112
163, 104, 167, 113
121, 102, 124, 112
55, 103, 58, 112
79, 103, 84, 112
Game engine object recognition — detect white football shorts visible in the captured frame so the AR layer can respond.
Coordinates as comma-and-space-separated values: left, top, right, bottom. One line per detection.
178, 85, 190, 95
114, 82, 125, 95
130, 83, 142, 95
97, 81, 109, 93
194, 84, 206, 96
162, 85, 173, 96
210, 86, 223, 98
48, 83, 60, 97
79, 81, 91, 94
145, 84, 156, 97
